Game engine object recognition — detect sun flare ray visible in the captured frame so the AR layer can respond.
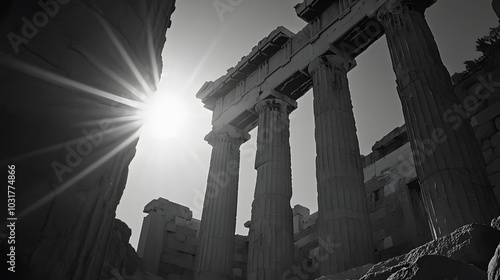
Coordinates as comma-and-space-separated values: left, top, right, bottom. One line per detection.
17, 121, 143, 220
94, 13, 155, 97
0, 53, 146, 110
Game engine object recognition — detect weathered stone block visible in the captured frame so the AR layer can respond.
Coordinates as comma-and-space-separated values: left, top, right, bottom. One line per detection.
492, 131, 500, 149
165, 223, 176, 233
487, 158, 500, 175
490, 171, 500, 187
370, 208, 387, 221
383, 236, 394, 249
486, 148, 495, 164
386, 255, 487, 280
489, 243, 500, 280
373, 229, 386, 242
485, 139, 493, 151
491, 216, 500, 231
175, 225, 197, 237
175, 216, 187, 227
476, 120, 497, 141
161, 251, 194, 270
474, 100, 500, 127
174, 232, 186, 242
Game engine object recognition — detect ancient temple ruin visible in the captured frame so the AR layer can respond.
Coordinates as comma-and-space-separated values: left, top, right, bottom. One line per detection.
193, 0, 500, 279
2, 0, 500, 279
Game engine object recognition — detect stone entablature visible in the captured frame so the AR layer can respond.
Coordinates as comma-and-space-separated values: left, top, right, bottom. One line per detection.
196, 27, 294, 111
196, 0, 408, 132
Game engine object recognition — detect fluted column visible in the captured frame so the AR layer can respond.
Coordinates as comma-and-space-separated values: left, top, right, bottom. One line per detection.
247, 97, 297, 280
194, 126, 249, 280
308, 55, 373, 275
378, 0, 500, 238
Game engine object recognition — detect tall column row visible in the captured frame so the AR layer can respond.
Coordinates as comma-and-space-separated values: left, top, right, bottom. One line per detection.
378, 0, 500, 238
195, 1, 500, 278
308, 55, 374, 275
247, 98, 297, 280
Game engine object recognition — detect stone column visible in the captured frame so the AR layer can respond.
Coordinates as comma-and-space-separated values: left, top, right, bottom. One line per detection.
194, 126, 248, 280
247, 97, 297, 280
378, 0, 500, 238
308, 55, 373, 275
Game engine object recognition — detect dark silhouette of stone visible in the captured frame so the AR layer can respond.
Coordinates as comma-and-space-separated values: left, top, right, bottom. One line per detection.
0, 0, 175, 279
100, 219, 143, 280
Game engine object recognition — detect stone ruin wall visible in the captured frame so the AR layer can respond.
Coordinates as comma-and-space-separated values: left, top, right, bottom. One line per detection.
0, 0, 175, 279
453, 50, 500, 201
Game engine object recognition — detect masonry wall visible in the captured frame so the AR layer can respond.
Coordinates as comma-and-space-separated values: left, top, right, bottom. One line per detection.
452, 45, 500, 203
363, 140, 432, 262
138, 198, 201, 280
0, 1, 175, 279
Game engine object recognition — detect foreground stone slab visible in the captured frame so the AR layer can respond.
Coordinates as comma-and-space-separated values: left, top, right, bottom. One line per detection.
360, 223, 500, 280
489, 243, 500, 280
387, 255, 487, 280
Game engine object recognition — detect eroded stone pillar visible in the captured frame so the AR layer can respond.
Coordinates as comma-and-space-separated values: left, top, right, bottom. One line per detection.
378, 0, 500, 238
194, 126, 248, 280
308, 55, 373, 275
247, 97, 296, 280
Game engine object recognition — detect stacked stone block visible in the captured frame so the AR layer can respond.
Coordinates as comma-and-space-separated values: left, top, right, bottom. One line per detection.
137, 198, 200, 280
453, 59, 500, 204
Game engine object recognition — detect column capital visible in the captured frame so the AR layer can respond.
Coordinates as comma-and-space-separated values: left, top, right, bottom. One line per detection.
307, 55, 356, 75
376, 0, 435, 22
254, 97, 297, 116
204, 126, 250, 147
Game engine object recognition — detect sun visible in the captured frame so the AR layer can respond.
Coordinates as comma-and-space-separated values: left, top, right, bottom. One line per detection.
139, 92, 188, 138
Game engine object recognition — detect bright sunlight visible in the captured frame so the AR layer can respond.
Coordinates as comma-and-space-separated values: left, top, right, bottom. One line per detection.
140, 92, 188, 138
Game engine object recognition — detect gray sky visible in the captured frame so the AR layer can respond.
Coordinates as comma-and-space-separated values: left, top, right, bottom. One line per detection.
116, 0, 499, 249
